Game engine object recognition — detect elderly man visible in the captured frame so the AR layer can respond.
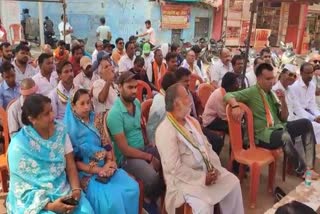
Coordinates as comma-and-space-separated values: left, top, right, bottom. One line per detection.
92, 41, 104, 64
181, 50, 207, 81
288, 63, 320, 144
118, 42, 136, 73
208, 48, 233, 87
73, 56, 100, 90
7, 78, 37, 136
156, 83, 244, 214
225, 63, 317, 178
147, 49, 167, 89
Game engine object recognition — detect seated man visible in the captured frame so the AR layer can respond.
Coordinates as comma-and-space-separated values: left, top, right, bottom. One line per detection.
53, 40, 69, 64
107, 71, 164, 213
288, 62, 320, 144
146, 49, 167, 89
225, 63, 317, 177
156, 83, 244, 214
147, 72, 177, 143
49, 60, 76, 120
202, 72, 239, 133
0, 61, 20, 109
69, 44, 84, 76
7, 78, 37, 136
73, 56, 100, 90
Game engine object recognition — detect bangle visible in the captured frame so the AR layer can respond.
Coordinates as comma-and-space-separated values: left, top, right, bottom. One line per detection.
72, 188, 82, 192
232, 105, 240, 109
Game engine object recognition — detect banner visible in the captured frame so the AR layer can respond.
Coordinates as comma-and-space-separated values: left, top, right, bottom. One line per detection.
161, 4, 191, 29
239, 20, 255, 46
254, 29, 271, 48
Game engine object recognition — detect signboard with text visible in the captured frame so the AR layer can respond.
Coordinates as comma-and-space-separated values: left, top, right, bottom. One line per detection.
161, 4, 191, 29
240, 20, 255, 46
254, 29, 271, 48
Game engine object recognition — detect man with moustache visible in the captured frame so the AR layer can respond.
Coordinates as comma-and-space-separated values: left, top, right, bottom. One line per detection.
12, 44, 37, 84
288, 63, 320, 144
0, 42, 13, 66
107, 71, 164, 214
156, 83, 244, 214
49, 60, 76, 120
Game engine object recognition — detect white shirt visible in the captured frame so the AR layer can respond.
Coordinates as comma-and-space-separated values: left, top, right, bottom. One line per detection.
73, 71, 100, 90
208, 59, 233, 85
146, 27, 156, 45
288, 78, 320, 121
58, 22, 72, 44
48, 81, 77, 120
92, 79, 118, 113
245, 69, 257, 87
7, 96, 23, 137
181, 59, 207, 80
118, 54, 136, 73
13, 60, 38, 84
143, 52, 154, 81
272, 80, 291, 110
96, 25, 111, 41
32, 71, 58, 96
92, 49, 98, 64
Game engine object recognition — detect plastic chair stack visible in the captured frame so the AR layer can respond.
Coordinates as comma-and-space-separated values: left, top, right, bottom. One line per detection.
136, 80, 153, 102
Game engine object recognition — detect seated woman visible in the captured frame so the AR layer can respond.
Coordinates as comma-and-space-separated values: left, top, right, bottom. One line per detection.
63, 88, 140, 214
6, 94, 94, 214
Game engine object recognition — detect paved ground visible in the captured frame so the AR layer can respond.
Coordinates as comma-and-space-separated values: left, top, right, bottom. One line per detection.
0, 139, 310, 214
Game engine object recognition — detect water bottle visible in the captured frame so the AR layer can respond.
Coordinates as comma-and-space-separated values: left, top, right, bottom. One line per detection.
305, 170, 312, 187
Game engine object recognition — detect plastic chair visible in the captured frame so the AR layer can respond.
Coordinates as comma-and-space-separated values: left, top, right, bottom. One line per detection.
189, 74, 204, 92
141, 99, 153, 122
0, 107, 9, 192
226, 103, 276, 208
197, 83, 216, 108
137, 80, 153, 102
9, 24, 22, 45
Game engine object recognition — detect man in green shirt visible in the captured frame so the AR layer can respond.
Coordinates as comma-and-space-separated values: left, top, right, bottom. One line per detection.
224, 63, 316, 177
107, 71, 164, 212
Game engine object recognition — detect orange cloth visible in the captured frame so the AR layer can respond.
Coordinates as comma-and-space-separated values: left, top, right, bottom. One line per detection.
152, 62, 167, 90
54, 48, 69, 63
112, 49, 125, 64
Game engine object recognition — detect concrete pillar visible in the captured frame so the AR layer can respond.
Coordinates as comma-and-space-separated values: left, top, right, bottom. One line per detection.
212, 1, 223, 40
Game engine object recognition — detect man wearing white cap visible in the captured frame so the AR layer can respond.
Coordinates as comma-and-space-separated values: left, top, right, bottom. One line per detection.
288, 62, 320, 144
73, 56, 100, 90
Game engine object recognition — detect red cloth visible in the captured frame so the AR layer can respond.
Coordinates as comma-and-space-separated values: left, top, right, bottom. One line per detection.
69, 56, 81, 76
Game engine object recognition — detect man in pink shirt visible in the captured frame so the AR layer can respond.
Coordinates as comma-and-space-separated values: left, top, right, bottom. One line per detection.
202, 72, 239, 133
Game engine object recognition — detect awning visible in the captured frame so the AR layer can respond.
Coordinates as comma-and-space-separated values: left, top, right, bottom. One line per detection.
271, 0, 320, 4
165, 0, 221, 7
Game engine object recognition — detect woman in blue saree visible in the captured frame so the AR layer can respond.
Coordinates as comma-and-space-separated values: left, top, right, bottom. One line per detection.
6, 94, 94, 214
63, 88, 139, 214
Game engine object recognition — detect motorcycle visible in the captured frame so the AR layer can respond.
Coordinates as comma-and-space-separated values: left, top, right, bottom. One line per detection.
199, 33, 226, 64
44, 31, 58, 49
279, 41, 296, 68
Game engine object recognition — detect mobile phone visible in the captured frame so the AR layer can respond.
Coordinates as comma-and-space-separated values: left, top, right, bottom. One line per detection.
95, 176, 110, 184
62, 197, 79, 206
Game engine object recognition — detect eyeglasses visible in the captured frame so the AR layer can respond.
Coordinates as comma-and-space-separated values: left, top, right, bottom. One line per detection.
313, 60, 320, 64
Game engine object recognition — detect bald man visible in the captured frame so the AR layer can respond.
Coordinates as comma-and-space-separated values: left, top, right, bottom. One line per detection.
7, 78, 37, 136
207, 48, 233, 87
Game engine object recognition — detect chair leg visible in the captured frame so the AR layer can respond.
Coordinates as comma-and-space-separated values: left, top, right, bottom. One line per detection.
0, 169, 8, 193
268, 162, 276, 193
227, 155, 234, 172
249, 163, 261, 209
238, 164, 245, 182
282, 153, 287, 182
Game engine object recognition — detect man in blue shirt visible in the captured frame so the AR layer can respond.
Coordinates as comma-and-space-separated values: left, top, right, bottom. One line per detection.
0, 61, 20, 109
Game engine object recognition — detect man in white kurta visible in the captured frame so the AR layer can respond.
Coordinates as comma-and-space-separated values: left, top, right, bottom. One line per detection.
156, 83, 244, 214
288, 63, 320, 144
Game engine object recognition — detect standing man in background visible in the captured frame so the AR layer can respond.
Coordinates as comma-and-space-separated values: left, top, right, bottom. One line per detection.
58, 14, 73, 51
137, 20, 156, 48
96, 17, 112, 42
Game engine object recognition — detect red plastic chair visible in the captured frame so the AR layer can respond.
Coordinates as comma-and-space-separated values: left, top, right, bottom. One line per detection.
226, 103, 276, 208
9, 24, 22, 45
197, 83, 216, 108
0, 107, 9, 192
137, 80, 153, 102
189, 74, 204, 92
141, 99, 153, 122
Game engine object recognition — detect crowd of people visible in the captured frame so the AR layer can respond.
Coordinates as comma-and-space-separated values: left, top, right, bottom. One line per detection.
1, 13, 320, 214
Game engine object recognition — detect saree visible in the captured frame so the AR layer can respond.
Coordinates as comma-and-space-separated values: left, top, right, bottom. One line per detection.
63, 103, 139, 214
6, 122, 94, 214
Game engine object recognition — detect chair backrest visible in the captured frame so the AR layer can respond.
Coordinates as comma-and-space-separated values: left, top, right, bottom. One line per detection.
197, 83, 215, 108
141, 99, 153, 122
0, 108, 9, 154
136, 80, 153, 102
189, 73, 204, 92
9, 24, 22, 45
226, 103, 256, 153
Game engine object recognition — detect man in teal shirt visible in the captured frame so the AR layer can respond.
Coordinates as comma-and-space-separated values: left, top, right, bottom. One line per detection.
107, 71, 164, 213
224, 63, 317, 177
